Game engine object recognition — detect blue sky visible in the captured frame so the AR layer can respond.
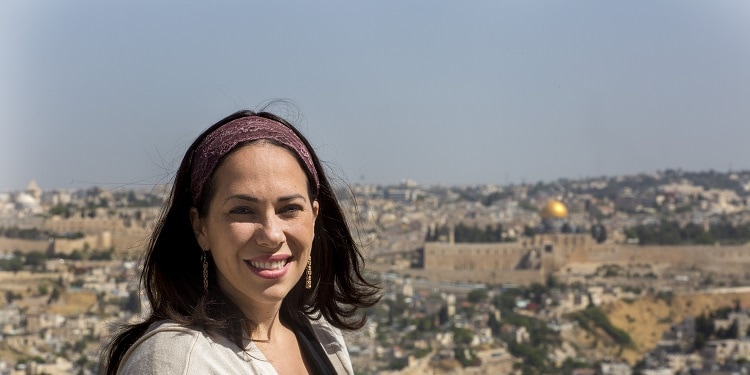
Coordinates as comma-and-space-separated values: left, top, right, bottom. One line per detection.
1, 1, 749, 191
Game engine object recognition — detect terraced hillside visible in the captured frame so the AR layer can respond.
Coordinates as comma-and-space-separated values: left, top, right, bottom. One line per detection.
565, 290, 750, 364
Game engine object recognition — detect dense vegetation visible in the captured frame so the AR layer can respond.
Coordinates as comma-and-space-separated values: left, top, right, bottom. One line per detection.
426, 223, 513, 243
0, 227, 84, 240
693, 303, 749, 350
492, 284, 569, 373
570, 306, 633, 347
624, 219, 750, 245
0, 248, 114, 272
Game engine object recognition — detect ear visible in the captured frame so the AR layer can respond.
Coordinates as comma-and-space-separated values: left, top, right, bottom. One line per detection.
189, 207, 209, 251
312, 200, 319, 223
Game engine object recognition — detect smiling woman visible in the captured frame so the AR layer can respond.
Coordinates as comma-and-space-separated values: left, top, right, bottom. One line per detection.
101, 110, 381, 375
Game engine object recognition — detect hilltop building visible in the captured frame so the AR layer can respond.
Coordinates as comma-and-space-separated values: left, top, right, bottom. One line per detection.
539, 199, 569, 233
413, 201, 750, 285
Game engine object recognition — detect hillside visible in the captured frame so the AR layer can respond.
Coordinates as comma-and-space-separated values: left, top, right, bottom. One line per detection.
565, 291, 750, 364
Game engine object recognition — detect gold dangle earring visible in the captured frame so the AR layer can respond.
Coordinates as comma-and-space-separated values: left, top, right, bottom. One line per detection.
202, 251, 209, 293
305, 256, 312, 289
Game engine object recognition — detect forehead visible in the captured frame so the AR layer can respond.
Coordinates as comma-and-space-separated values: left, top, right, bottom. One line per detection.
211, 142, 310, 194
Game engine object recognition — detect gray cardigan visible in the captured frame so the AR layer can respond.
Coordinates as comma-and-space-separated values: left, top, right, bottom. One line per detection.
117, 318, 353, 374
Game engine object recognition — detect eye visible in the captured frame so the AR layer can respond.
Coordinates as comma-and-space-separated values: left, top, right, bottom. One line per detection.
279, 204, 304, 216
229, 206, 254, 215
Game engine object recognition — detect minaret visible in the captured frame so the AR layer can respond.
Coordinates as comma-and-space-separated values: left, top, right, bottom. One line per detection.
27, 180, 42, 201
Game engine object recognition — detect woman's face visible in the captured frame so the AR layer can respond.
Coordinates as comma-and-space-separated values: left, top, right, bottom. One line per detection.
191, 142, 318, 314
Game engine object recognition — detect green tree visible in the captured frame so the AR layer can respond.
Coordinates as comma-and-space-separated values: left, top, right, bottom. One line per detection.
7, 257, 23, 273
591, 224, 607, 243
570, 306, 632, 347
89, 248, 114, 261
48, 287, 62, 304
438, 305, 449, 325
716, 319, 739, 340
24, 251, 48, 271
454, 347, 480, 367
5, 290, 16, 304
453, 327, 474, 345
468, 288, 488, 303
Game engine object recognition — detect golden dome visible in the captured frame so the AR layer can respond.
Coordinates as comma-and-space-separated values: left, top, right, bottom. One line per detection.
540, 199, 568, 219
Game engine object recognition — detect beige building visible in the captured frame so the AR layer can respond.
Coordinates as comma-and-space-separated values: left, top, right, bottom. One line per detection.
418, 200, 750, 285
0, 215, 151, 255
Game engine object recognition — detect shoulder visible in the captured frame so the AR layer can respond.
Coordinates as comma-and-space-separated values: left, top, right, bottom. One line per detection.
308, 317, 354, 375
309, 317, 346, 349
117, 321, 271, 375
117, 321, 205, 374
129, 321, 203, 351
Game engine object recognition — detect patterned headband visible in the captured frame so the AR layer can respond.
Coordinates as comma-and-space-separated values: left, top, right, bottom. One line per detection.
190, 116, 320, 205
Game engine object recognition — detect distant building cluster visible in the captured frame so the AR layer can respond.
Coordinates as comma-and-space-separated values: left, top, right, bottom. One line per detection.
0, 180, 165, 256
2, 169, 750, 373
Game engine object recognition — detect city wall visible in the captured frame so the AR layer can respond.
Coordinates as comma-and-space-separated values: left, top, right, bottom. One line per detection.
424, 242, 529, 272
0, 237, 53, 254
0, 216, 152, 255
422, 233, 750, 285
0, 234, 107, 255
566, 244, 750, 268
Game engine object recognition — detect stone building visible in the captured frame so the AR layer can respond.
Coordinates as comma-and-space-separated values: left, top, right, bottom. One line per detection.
416, 200, 750, 285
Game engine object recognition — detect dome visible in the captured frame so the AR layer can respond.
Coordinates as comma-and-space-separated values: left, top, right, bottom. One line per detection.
15, 193, 39, 208
540, 199, 567, 219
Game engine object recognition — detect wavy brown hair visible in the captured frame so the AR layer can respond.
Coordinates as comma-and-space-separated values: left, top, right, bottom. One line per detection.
101, 110, 380, 374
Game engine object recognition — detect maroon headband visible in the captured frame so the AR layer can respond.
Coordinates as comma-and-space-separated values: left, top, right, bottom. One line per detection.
190, 116, 320, 205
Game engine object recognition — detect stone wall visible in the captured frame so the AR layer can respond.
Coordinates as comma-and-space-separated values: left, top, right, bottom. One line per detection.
424, 242, 529, 272
0, 237, 52, 253
422, 233, 750, 285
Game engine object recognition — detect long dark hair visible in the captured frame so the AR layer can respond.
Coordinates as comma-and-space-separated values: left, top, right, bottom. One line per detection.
102, 110, 380, 374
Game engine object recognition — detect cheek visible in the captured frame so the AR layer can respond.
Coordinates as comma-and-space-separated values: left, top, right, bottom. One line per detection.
289, 222, 316, 247
207, 221, 256, 247
225, 223, 258, 242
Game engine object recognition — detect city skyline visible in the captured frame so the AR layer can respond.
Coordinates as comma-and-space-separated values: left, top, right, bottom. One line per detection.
2, 1, 749, 191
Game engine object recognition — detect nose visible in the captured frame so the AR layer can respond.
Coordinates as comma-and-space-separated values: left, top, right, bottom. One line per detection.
254, 214, 285, 248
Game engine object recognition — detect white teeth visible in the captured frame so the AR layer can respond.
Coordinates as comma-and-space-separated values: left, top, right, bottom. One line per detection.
249, 260, 286, 270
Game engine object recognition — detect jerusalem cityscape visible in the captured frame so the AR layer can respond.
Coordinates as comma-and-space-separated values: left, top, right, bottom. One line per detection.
2, 169, 750, 374
3, 0, 747, 373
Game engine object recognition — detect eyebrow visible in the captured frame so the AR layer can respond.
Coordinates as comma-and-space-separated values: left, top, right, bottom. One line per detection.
224, 193, 307, 204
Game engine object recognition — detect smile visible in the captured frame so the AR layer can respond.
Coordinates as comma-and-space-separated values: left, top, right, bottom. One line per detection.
243, 257, 292, 279
248, 259, 288, 270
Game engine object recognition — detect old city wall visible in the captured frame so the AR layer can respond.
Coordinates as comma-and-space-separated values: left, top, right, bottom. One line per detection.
423, 234, 750, 284
565, 243, 750, 270
423, 241, 548, 284
527, 234, 750, 273
0, 237, 52, 253
52, 234, 110, 254
0, 235, 102, 254
0, 215, 152, 256
42, 216, 122, 235
0, 229, 161, 256
424, 242, 529, 272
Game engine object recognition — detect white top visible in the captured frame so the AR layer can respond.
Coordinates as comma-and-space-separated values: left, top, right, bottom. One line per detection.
117, 318, 354, 374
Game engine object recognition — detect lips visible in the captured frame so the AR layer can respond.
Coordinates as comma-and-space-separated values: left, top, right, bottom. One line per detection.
248, 259, 287, 270
244, 255, 292, 279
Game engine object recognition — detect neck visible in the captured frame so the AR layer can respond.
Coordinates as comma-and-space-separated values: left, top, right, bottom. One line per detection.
245, 303, 284, 342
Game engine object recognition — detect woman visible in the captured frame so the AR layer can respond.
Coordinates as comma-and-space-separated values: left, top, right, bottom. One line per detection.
102, 110, 380, 374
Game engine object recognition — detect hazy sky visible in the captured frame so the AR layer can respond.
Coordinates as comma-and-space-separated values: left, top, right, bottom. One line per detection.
2, 1, 749, 191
